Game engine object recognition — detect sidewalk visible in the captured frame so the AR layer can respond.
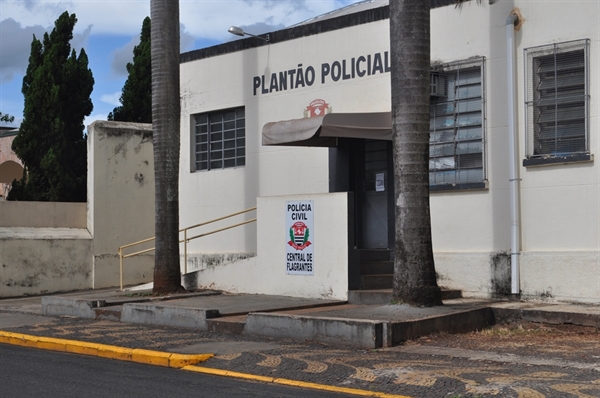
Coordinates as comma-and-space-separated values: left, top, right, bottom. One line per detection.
2, 288, 599, 398
19, 287, 598, 349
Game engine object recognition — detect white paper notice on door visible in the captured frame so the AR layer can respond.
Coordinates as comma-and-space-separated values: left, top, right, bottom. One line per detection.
375, 173, 384, 192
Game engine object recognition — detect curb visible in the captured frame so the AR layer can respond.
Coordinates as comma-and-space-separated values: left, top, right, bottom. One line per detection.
184, 365, 412, 398
0, 330, 412, 397
0, 331, 212, 368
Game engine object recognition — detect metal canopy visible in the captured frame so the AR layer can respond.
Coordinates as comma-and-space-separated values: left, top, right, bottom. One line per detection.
262, 112, 392, 147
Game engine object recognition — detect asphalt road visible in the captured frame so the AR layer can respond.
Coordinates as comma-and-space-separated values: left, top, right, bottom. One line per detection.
0, 344, 354, 398
1, 300, 599, 398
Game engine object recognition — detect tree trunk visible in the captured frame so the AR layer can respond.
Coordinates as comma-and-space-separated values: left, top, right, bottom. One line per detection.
389, 0, 442, 307
151, 0, 183, 293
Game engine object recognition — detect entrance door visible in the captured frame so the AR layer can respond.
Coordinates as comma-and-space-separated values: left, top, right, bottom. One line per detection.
359, 140, 394, 249
328, 138, 395, 250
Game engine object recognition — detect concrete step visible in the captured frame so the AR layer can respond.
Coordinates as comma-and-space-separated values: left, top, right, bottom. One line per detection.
348, 289, 463, 305
91, 295, 347, 333
206, 315, 247, 334
94, 305, 122, 321
490, 302, 600, 328
360, 261, 393, 275
360, 274, 393, 289
245, 302, 493, 349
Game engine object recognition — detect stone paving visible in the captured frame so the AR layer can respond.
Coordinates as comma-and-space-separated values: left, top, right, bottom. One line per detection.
2, 313, 599, 398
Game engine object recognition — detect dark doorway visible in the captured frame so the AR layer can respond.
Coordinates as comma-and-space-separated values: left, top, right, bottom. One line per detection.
329, 138, 395, 250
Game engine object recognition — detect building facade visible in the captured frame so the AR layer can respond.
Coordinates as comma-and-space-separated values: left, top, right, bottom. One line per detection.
178, 0, 599, 303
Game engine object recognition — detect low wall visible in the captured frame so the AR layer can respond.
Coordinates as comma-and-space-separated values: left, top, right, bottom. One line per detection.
0, 201, 87, 228
434, 251, 600, 304
187, 192, 350, 300
0, 121, 155, 297
0, 228, 92, 296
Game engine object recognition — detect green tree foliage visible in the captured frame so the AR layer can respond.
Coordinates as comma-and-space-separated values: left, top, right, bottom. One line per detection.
0, 112, 15, 123
108, 17, 152, 123
10, 11, 93, 202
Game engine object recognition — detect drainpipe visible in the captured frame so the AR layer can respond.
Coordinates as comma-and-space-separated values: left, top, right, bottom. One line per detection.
506, 13, 521, 295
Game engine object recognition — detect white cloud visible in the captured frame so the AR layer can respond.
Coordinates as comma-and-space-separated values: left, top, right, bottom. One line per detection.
0, 17, 93, 84
3, 1, 357, 40
110, 22, 195, 77
180, 24, 195, 52
85, 112, 110, 130
111, 37, 137, 77
0, 18, 46, 83
2, 0, 150, 36
179, 0, 350, 39
2, 0, 364, 124
100, 92, 121, 107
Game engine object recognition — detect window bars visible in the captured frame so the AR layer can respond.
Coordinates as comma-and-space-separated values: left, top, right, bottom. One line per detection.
525, 39, 589, 160
194, 107, 246, 171
429, 57, 486, 188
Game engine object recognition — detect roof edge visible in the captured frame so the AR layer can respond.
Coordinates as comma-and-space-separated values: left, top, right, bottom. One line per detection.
180, 0, 456, 64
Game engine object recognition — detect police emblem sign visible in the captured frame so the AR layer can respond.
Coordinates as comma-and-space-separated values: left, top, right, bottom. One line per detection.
286, 201, 314, 275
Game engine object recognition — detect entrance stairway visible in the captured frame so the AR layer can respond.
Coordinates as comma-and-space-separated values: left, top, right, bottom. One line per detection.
348, 249, 462, 304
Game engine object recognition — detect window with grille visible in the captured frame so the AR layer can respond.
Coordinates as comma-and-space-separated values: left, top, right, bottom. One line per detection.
193, 107, 245, 171
524, 39, 590, 166
429, 57, 486, 190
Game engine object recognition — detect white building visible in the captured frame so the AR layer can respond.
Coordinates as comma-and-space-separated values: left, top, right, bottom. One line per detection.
177, 0, 599, 304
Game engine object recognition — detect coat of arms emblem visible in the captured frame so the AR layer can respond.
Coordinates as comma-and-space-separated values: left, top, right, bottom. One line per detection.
288, 221, 311, 250
304, 99, 331, 118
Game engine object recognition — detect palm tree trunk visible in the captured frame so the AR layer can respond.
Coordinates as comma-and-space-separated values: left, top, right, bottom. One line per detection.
151, 0, 183, 293
389, 0, 442, 307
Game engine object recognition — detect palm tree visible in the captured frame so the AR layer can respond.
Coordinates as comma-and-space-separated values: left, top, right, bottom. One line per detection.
389, 0, 476, 306
389, 0, 442, 307
151, 0, 183, 293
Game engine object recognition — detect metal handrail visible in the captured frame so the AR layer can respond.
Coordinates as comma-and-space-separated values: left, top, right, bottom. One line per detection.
118, 206, 257, 290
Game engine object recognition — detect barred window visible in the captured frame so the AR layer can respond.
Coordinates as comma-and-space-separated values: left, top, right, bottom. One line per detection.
524, 39, 590, 165
429, 57, 486, 190
193, 107, 245, 171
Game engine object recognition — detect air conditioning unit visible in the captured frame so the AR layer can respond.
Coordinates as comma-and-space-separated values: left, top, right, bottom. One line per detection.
430, 73, 447, 97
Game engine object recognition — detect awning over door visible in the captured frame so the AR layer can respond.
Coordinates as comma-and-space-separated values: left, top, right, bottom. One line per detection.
262, 112, 392, 147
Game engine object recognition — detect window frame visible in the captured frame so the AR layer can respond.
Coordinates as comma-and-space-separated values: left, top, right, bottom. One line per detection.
523, 39, 590, 167
429, 56, 487, 192
192, 107, 246, 172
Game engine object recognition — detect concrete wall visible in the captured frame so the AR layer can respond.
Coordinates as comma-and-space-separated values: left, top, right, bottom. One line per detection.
0, 228, 92, 296
187, 193, 349, 300
0, 121, 155, 297
179, 1, 599, 304
88, 121, 155, 288
0, 201, 86, 228
0, 180, 91, 298
428, 1, 599, 303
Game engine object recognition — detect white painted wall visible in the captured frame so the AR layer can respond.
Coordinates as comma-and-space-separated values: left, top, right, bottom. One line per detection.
88, 121, 155, 288
0, 228, 93, 296
0, 122, 156, 297
0, 201, 86, 228
188, 193, 349, 300
180, 1, 599, 303
179, 19, 391, 255
429, 1, 600, 303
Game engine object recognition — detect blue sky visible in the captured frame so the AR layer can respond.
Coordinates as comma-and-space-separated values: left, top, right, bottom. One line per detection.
0, 0, 363, 129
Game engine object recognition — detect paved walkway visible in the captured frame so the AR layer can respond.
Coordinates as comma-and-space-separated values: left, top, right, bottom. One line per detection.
1, 289, 598, 397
